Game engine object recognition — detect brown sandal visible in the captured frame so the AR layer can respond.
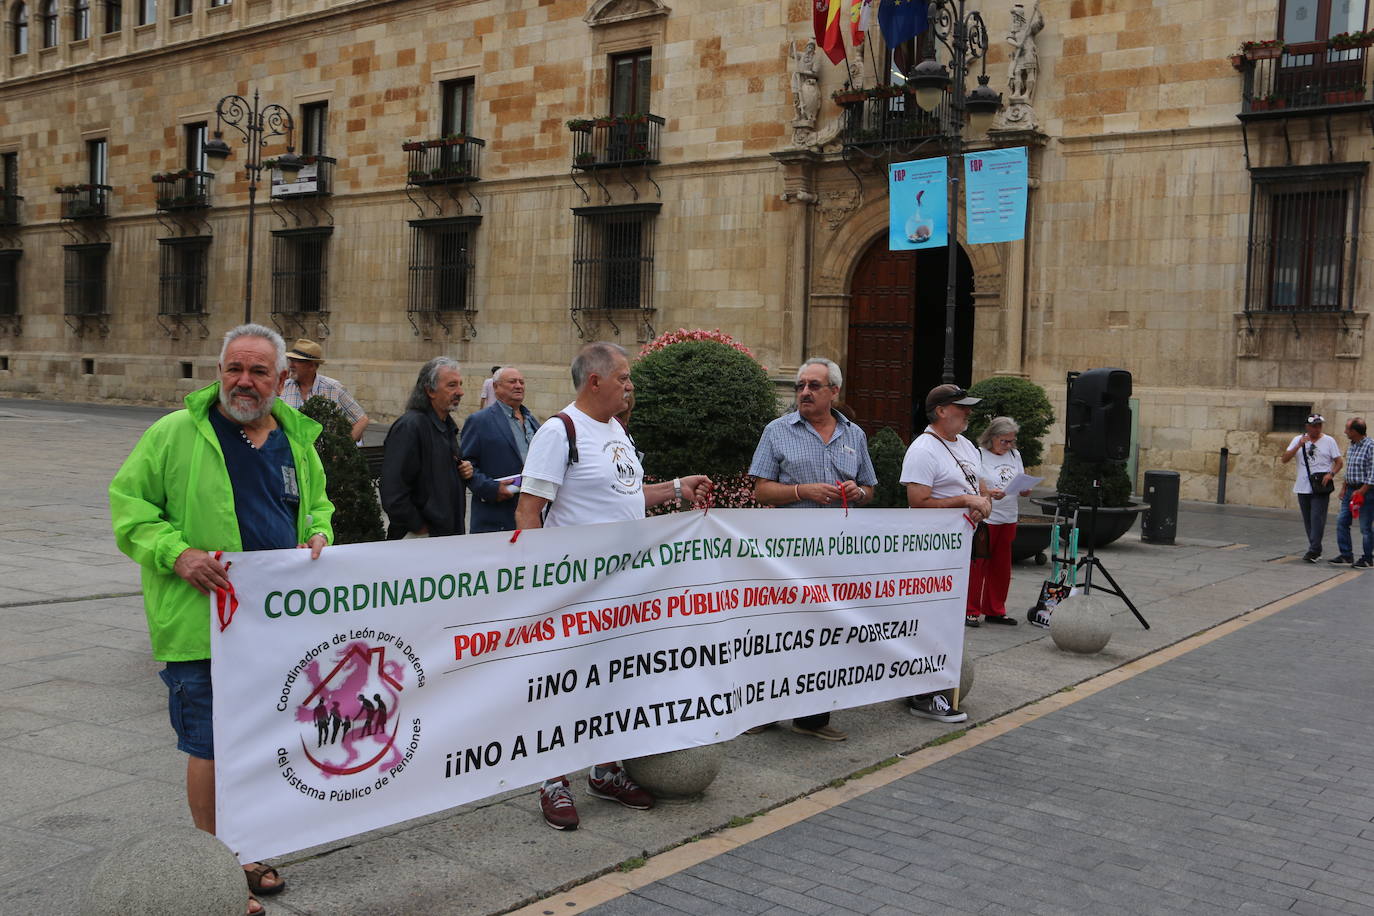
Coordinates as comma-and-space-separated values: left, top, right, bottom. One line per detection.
247, 893, 266, 916
244, 864, 286, 896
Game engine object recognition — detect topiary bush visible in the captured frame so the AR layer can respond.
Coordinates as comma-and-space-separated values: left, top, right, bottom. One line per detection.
866, 426, 908, 508
301, 396, 385, 544
630, 331, 778, 484
966, 376, 1055, 469
1055, 452, 1133, 508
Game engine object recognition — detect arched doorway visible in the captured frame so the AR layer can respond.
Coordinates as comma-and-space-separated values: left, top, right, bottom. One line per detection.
845, 236, 975, 442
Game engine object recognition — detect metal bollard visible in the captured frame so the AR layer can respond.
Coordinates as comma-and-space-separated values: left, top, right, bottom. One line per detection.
1217, 447, 1229, 505
1142, 470, 1180, 544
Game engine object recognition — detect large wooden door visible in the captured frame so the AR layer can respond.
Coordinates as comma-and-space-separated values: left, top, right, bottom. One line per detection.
845, 237, 976, 443
846, 244, 917, 440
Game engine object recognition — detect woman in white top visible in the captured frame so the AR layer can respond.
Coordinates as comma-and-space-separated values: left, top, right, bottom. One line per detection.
969, 417, 1033, 623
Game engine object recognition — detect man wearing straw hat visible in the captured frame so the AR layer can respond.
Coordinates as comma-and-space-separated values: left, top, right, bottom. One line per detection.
281, 337, 370, 443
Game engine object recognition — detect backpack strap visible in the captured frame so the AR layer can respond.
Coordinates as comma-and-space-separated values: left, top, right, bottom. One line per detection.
557, 412, 579, 466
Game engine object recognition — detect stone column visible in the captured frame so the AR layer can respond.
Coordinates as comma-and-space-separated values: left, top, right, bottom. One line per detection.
771, 149, 819, 377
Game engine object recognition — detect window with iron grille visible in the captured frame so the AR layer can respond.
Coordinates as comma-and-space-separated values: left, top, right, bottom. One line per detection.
1272, 404, 1313, 432
271, 228, 330, 314
158, 237, 209, 316
1245, 164, 1365, 313
571, 204, 659, 313
408, 217, 477, 315
0, 250, 19, 317
63, 244, 110, 316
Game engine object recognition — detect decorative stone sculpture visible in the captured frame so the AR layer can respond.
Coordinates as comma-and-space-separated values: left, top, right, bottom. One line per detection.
1049, 593, 1113, 654
791, 40, 822, 136
994, 0, 1044, 131
83, 827, 245, 916
625, 743, 726, 802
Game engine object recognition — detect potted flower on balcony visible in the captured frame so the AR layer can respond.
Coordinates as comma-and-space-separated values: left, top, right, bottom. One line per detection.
1229, 52, 1246, 71
831, 87, 866, 106
402, 140, 424, 151
1329, 29, 1373, 49
1324, 83, 1365, 103
1250, 92, 1287, 110
407, 169, 429, 183
566, 119, 593, 132
573, 151, 596, 166
1241, 39, 1286, 60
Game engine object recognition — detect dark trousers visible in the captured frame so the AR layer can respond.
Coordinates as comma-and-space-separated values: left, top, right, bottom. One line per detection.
794, 712, 830, 730
1298, 491, 1331, 556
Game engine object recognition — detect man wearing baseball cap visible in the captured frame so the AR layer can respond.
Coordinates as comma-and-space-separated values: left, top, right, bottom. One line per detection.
280, 338, 371, 443
1281, 413, 1344, 562
897, 383, 993, 723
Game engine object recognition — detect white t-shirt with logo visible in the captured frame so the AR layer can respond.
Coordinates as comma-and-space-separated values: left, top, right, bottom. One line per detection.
978, 447, 1025, 525
1288, 433, 1342, 495
521, 403, 644, 528
900, 427, 981, 499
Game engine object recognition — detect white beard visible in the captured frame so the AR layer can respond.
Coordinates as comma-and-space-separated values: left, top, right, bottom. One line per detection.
219, 385, 274, 424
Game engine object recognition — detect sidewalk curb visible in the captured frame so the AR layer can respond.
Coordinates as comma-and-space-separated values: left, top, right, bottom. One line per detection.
510, 570, 1360, 916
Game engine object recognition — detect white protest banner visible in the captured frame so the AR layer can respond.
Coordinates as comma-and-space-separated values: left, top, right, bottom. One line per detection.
211, 507, 971, 862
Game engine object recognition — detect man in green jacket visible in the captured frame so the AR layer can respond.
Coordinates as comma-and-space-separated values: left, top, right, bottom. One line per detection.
110, 323, 334, 916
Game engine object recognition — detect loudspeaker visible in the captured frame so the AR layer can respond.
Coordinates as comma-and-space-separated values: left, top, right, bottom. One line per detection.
1066, 368, 1132, 461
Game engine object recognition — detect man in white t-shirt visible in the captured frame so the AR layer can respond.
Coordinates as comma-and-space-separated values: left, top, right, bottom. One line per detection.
515, 341, 712, 831
898, 384, 993, 724
1280, 413, 1344, 562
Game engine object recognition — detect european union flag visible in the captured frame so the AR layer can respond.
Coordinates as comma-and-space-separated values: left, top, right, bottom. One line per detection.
878, 0, 928, 48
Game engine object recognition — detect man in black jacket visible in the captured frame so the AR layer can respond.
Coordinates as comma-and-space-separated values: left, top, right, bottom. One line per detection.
380, 357, 475, 539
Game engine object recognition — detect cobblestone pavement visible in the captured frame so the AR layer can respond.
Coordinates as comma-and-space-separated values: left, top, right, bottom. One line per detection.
582, 573, 1373, 916
0, 397, 1358, 915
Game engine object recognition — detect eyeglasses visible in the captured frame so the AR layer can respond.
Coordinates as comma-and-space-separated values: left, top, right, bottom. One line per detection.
995, 437, 1017, 445
795, 380, 832, 391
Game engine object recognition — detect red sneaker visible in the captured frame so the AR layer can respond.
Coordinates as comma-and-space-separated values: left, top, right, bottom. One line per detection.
540, 778, 580, 830
587, 765, 655, 810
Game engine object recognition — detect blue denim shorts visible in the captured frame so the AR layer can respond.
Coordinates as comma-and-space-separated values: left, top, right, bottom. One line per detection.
159, 660, 214, 760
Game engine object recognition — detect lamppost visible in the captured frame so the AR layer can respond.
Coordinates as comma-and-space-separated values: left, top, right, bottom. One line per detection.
909, 0, 1002, 384
201, 90, 301, 325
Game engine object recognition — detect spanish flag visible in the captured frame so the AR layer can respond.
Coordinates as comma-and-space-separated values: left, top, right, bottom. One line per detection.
814, 0, 846, 65
850, 0, 872, 45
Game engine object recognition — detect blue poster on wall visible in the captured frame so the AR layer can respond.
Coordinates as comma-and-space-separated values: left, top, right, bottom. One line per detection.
888, 157, 948, 251
964, 147, 1027, 244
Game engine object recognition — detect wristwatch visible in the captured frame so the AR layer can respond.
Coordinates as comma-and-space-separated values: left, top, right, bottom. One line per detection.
673, 477, 683, 501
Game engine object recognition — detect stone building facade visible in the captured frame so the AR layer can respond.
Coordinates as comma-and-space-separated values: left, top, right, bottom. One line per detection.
0, 0, 1369, 509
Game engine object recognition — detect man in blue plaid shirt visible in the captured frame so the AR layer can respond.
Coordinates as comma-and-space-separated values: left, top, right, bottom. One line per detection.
1332, 417, 1373, 568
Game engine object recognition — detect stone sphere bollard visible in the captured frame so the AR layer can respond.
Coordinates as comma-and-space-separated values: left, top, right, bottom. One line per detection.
959, 640, 975, 702
625, 743, 726, 803
1050, 593, 1113, 654
83, 826, 245, 916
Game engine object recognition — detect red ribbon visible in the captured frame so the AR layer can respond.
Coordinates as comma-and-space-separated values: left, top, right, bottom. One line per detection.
509, 529, 522, 543
212, 550, 239, 632
835, 480, 849, 517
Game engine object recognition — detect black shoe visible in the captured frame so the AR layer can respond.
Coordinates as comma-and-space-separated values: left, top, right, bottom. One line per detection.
1355, 558, 1372, 569
1303, 552, 1319, 563
983, 614, 1018, 626
1329, 556, 1352, 565
964, 614, 981, 627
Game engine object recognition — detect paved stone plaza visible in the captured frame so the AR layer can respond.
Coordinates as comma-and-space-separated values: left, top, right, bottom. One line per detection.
0, 398, 1361, 915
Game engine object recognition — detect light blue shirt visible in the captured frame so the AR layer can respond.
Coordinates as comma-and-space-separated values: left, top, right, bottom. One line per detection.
749, 409, 877, 508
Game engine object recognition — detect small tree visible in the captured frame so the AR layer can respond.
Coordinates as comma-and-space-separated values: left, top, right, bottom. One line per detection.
866, 427, 908, 508
966, 376, 1055, 469
631, 331, 778, 484
300, 396, 385, 544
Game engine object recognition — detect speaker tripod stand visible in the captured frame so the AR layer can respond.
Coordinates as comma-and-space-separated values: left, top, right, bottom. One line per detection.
1061, 484, 1150, 630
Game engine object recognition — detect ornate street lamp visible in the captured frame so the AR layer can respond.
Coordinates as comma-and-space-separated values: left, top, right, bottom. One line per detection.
202, 90, 301, 324
910, 0, 1001, 384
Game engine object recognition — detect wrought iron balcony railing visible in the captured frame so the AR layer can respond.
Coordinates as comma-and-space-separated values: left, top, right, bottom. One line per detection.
403, 136, 485, 186
838, 89, 949, 153
567, 115, 664, 169
153, 170, 213, 211
1238, 42, 1374, 116
269, 156, 335, 198
58, 184, 112, 220
0, 190, 21, 226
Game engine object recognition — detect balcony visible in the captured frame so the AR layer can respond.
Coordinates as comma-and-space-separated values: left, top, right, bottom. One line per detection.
1237, 41, 1374, 118
567, 115, 664, 169
58, 184, 112, 220
403, 136, 485, 186
0, 190, 21, 226
837, 88, 948, 155
269, 156, 335, 198
153, 170, 213, 211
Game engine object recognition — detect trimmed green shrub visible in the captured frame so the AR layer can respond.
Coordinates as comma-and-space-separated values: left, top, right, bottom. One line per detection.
866, 426, 908, 508
1055, 452, 1132, 508
301, 396, 385, 544
966, 376, 1055, 469
630, 336, 778, 482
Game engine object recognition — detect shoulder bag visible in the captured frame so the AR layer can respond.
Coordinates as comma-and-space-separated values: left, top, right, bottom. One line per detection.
924, 432, 990, 559
1301, 437, 1335, 495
